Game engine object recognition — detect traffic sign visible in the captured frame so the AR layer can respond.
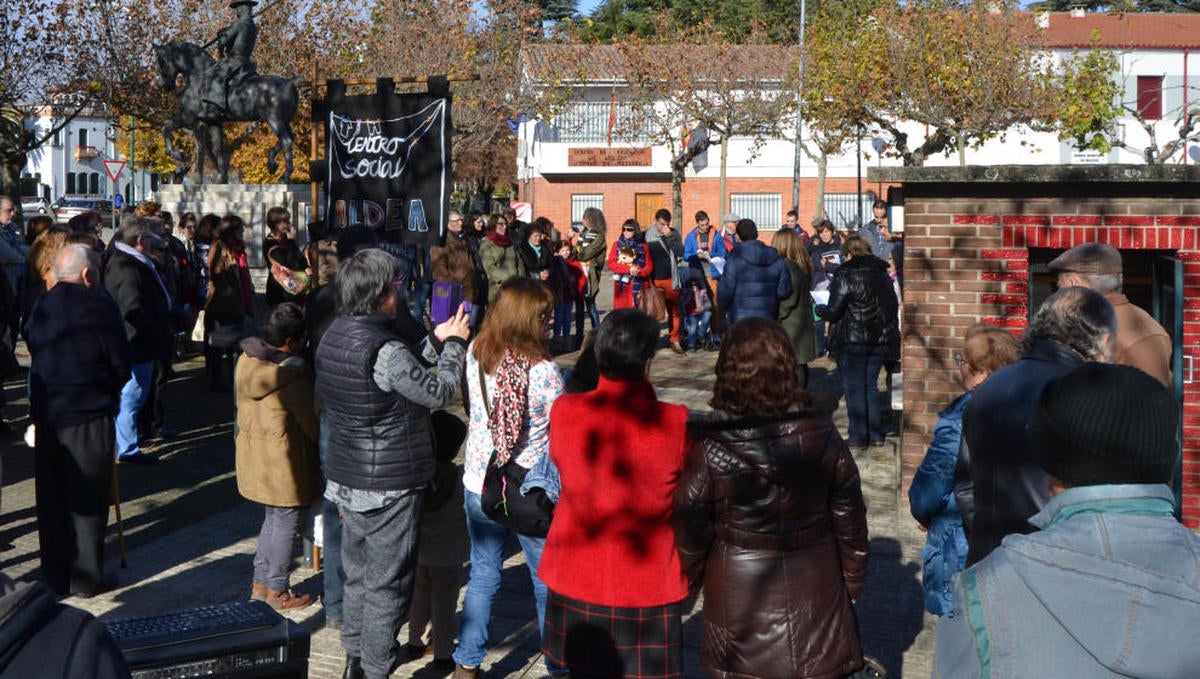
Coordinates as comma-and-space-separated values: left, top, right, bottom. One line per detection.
103, 159, 127, 183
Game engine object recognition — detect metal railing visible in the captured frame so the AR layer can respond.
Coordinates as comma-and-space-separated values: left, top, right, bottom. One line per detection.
549, 102, 651, 144
823, 192, 877, 230
729, 193, 783, 231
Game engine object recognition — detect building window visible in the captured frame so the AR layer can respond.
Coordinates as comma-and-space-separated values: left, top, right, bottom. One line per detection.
1137, 76, 1163, 120
66, 173, 76, 194
552, 101, 649, 144
89, 173, 100, 195
78, 128, 88, 148
729, 193, 782, 232
571, 194, 604, 227
823, 192, 878, 230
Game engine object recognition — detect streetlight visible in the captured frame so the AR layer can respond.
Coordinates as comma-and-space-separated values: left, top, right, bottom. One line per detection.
856, 124, 862, 228
872, 136, 885, 198
791, 0, 807, 216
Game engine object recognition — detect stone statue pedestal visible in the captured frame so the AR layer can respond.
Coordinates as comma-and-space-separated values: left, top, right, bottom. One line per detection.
155, 184, 314, 267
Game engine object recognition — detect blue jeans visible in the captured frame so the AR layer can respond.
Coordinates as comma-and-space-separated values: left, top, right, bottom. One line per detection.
554, 302, 573, 339
468, 301, 486, 329
115, 360, 155, 459
454, 490, 564, 674
683, 311, 712, 349
838, 344, 890, 446
584, 297, 600, 331
409, 279, 431, 324
318, 417, 344, 622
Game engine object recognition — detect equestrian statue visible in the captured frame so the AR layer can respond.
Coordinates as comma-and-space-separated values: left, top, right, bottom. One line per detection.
154, 0, 298, 183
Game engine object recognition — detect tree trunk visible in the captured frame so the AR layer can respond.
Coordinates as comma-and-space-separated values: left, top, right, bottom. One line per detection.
957, 133, 967, 166
719, 138, 729, 216
671, 161, 685, 229
0, 153, 23, 218
814, 154, 828, 223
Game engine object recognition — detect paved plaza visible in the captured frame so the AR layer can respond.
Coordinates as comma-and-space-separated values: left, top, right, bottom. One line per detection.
0, 287, 939, 678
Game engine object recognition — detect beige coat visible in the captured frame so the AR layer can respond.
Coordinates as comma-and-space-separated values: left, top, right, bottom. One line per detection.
235, 353, 322, 507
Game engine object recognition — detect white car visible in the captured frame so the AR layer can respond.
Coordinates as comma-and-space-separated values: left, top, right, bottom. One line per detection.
20, 197, 51, 216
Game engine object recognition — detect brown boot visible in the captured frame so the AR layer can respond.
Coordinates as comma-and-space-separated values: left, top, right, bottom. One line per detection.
250, 582, 268, 601
266, 588, 312, 610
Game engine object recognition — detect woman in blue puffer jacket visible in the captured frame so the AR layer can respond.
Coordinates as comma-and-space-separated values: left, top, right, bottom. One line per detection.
909, 323, 1018, 615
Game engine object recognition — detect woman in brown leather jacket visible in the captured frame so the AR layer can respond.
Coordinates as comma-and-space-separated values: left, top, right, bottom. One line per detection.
675, 317, 870, 679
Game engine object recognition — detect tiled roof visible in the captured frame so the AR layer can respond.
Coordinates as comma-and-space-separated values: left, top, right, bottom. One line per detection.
1040, 11, 1200, 49
521, 44, 796, 84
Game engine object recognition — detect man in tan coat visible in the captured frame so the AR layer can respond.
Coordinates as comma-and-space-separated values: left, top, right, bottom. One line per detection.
235, 302, 320, 610
1049, 243, 1172, 387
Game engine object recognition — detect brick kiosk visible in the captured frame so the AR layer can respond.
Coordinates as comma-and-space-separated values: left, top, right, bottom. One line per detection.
874, 164, 1200, 528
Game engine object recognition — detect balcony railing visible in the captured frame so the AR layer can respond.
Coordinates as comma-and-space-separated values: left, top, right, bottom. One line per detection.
548, 102, 651, 144
74, 145, 100, 161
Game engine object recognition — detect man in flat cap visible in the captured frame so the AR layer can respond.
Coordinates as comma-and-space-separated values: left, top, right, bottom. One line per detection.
1048, 242, 1171, 386
934, 363, 1200, 678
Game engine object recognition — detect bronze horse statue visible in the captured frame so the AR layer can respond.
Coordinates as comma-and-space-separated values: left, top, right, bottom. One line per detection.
154, 40, 298, 183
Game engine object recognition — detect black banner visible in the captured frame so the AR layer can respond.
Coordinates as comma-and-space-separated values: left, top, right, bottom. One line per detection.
324, 88, 451, 247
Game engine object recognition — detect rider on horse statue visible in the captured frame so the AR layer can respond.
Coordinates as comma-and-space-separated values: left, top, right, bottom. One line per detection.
204, 0, 259, 118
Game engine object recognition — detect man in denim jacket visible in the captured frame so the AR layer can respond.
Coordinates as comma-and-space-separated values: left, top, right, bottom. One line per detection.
934, 363, 1200, 678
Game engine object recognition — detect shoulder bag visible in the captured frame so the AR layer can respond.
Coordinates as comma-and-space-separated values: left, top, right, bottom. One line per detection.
477, 366, 554, 537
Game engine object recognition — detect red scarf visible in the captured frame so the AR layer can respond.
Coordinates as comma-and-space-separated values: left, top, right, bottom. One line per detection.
485, 230, 512, 248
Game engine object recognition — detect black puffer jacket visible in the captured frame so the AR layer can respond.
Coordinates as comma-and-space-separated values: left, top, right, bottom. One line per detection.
316, 314, 434, 491
816, 254, 898, 350
675, 404, 869, 679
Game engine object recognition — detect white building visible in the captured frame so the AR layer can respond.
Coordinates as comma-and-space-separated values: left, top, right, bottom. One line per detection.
22, 105, 159, 205
516, 12, 1200, 242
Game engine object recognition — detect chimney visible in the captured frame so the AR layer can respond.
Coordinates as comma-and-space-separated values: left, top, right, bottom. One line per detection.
1036, 12, 1050, 29
1070, 4, 1086, 18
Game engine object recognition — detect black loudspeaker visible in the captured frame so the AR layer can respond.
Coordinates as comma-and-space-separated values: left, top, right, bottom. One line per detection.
105, 601, 309, 679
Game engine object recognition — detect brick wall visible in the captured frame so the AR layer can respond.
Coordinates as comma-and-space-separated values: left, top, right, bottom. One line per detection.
896, 176, 1200, 529
520, 176, 876, 246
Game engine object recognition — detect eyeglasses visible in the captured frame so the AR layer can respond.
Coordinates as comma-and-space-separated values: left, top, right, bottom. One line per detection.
448, 217, 462, 223
622, 227, 635, 232
954, 352, 969, 368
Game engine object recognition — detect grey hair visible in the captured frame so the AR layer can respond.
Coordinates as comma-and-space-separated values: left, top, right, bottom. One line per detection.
1078, 271, 1122, 294
52, 244, 95, 283
117, 216, 163, 246
336, 248, 399, 316
582, 206, 606, 232
1021, 286, 1117, 361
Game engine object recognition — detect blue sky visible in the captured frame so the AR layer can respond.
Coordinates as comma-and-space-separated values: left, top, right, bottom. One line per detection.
577, 0, 602, 15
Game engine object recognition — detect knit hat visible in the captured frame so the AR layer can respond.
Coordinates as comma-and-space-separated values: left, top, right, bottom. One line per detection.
722, 213, 740, 224
1030, 363, 1178, 487
1047, 243, 1123, 275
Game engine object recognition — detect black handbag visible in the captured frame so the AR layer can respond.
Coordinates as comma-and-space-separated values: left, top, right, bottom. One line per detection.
476, 367, 554, 537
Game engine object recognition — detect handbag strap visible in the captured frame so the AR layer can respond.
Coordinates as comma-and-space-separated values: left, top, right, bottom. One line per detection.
476, 361, 504, 471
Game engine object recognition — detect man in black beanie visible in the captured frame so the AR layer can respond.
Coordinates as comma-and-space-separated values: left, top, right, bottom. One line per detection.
934, 363, 1200, 678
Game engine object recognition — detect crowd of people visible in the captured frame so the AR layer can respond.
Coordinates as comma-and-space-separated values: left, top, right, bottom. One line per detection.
4, 191, 1198, 678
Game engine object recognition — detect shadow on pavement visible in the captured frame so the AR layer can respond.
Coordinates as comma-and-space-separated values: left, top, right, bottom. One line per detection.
856, 536, 925, 677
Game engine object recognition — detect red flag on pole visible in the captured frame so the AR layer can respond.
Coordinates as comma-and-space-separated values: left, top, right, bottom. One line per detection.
607, 87, 616, 147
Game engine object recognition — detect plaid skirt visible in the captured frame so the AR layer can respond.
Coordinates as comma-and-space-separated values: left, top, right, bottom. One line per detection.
542, 590, 684, 679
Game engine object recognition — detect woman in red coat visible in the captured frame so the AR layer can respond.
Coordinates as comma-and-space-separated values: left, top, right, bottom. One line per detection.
606, 220, 653, 309
539, 308, 690, 679
675, 317, 870, 679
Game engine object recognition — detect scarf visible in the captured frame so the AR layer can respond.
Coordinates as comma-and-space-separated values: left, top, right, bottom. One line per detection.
488, 349, 531, 467
485, 230, 512, 248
